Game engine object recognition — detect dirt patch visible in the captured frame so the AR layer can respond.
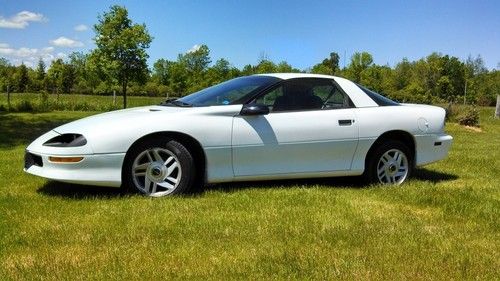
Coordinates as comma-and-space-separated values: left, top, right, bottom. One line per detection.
464, 126, 482, 132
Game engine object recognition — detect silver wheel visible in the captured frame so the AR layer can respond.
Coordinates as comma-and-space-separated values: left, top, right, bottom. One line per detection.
132, 147, 182, 197
376, 149, 409, 185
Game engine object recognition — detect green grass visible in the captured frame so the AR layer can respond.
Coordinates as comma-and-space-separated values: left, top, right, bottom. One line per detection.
0, 92, 167, 112
0, 108, 498, 280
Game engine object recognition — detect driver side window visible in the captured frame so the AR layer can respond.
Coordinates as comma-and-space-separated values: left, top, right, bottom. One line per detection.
254, 78, 353, 112
254, 86, 283, 111
321, 87, 352, 109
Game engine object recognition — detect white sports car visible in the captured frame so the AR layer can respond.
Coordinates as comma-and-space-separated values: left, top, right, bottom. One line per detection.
25, 73, 453, 197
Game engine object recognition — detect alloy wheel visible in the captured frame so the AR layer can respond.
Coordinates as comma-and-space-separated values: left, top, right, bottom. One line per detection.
132, 147, 182, 197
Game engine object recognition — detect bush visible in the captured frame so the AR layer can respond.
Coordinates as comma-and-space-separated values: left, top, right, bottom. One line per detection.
456, 106, 480, 127
476, 95, 495, 106
38, 91, 50, 112
445, 102, 457, 121
15, 100, 34, 112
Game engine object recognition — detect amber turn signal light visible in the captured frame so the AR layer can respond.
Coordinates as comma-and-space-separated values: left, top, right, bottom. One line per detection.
48, 156, 84, 163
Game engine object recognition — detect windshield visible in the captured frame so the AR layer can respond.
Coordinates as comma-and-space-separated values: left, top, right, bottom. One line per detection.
175, 76, 281, 107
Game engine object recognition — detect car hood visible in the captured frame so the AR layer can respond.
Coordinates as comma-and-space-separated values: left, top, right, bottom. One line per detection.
27, 104, 243, 155
43, 104, 243, 154
53, 105, 190, 135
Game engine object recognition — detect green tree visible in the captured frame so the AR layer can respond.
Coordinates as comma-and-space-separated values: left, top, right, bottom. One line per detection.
167, 61, 189, 96
152, 58, 172, 86
16, 63, 30, 93
36, 59, 46, 80
181, 45, 211, 74
0, 58, 16, 109
464, 55, 488, 104
311, 52, 340, 75
87, 51, 115, 94
276, 61, 298, 73
47, 58, 64, 96
92, 5, 153, 108
33, 58, 46, 92
345, 52, 373, 82
311, 63, 331, 75
465, 54, 487, 76
394, 58, 412, 90
473, 70, 499, 105
178, 45, 211, 92
440, 55, 465, 102
61, 63, 76, 93
68, 52, 97, 94
0, 58, 11, 91
204, 58, 230, 86
360, 65, 395, 95
254, 59, 277, 73
241, 64, 254, 76
324, 52, 340, 73
213, 58, 231, 78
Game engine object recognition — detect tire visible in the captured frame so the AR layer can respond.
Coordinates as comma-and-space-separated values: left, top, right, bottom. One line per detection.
122, 138, 196, 197
364, 140, 412, 185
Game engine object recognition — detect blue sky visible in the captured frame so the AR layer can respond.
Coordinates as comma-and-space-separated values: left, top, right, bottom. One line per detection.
0, 0, 499, 70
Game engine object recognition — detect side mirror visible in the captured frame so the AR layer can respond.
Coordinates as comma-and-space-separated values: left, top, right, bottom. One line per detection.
240, 104, 270, 116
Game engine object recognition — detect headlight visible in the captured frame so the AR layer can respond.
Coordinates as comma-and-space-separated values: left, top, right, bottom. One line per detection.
43, 134, 87, 147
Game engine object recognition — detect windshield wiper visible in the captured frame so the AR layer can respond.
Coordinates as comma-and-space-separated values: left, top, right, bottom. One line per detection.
160, 99, 193, 107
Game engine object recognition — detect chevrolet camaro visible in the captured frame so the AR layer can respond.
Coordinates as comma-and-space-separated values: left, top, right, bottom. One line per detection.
24, 73, 453, 197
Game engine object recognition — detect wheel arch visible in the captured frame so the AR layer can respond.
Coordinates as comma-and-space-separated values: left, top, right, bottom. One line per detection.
365, 130, 416, 170
122, 131, 207, 186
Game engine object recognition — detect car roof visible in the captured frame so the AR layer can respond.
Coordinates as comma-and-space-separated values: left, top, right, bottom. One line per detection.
255, 73, 338, 80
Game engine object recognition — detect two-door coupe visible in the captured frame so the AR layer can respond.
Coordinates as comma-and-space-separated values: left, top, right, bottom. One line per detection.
25, 73, 453, 197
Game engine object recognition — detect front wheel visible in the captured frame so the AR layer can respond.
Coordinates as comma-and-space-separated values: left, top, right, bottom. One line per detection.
365, 140, 412, 185
123, 138, 196, 197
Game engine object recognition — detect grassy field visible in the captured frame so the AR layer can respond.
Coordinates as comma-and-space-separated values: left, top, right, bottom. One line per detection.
0, 92, 166, 112
0, 108, 498, 280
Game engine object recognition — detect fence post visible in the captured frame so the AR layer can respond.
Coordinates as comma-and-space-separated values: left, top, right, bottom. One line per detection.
495, 95, 500, 118
7, 85, 11, 111
113, 90, 116, 107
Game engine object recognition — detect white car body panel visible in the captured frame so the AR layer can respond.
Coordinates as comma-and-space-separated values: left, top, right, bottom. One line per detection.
25, 152, 125, 186
24, 73, 453, 187
333, 77, 378, 107
232, 108, 358, 176
348, 104, 449, 171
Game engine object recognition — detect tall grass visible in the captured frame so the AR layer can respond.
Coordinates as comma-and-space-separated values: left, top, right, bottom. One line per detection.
0, 92, 168, 112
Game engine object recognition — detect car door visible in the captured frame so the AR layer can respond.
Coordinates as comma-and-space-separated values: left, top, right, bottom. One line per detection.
232, 78, 359, 177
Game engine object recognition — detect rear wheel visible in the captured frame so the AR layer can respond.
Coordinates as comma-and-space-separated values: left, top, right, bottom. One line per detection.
123, 138, 196, 196
365, 140, 412, 185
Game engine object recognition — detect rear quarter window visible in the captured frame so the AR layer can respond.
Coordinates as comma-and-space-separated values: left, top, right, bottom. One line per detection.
357, 84, 399, 106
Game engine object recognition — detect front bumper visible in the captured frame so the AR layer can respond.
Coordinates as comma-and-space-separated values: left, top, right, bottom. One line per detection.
24, 150, 126, 187
415, 133, 453, 166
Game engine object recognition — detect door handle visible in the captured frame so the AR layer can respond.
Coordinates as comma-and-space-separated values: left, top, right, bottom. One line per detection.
338, 119, 353, 126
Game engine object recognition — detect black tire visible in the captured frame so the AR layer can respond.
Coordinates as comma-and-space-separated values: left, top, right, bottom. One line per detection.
364, 140, 413, 185
122, 138, 196, 196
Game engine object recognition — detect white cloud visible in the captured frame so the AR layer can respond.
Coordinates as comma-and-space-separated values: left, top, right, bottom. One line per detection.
0, 46, 39, 57
43, 46, 54, 52
16, 47, 39, 57
0, 44, 55, 66
187, 44, 201, 53
0, 11, 46, 29
74, 24, 88, 32
56, 52, 67, 59
0, 48, 14, 56
50, 36, 84, 48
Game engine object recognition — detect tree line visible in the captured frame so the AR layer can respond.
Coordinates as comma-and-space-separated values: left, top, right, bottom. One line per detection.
1, 6, 499, 107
